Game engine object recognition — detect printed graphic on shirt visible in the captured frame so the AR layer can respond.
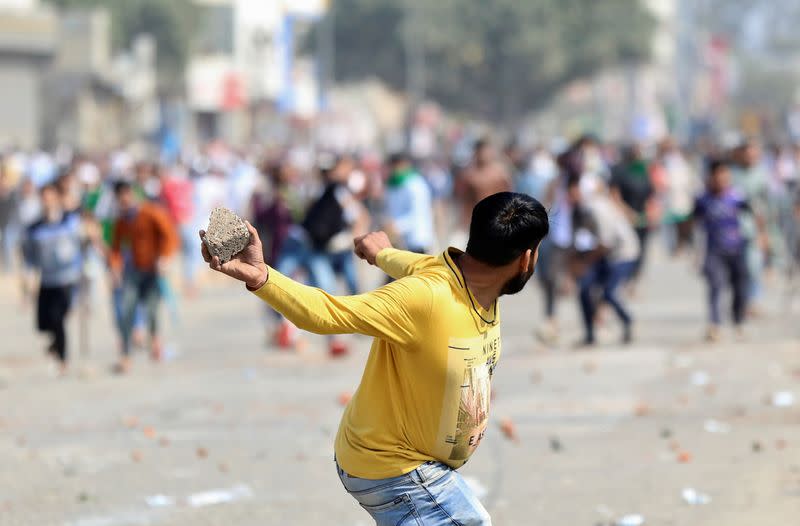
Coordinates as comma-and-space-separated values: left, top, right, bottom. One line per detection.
434, 325, 501, 465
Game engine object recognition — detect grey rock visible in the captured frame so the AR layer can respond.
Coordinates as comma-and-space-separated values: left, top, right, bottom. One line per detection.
203, 207, 250, 264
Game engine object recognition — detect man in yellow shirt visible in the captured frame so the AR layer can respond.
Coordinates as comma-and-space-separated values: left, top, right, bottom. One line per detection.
200, 192, 549, 525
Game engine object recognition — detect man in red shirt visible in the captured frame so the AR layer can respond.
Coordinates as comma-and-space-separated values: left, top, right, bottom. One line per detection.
159, 165, 197, 295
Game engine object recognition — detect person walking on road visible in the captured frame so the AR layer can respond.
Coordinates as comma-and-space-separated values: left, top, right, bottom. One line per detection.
200, 192, 549, 525
383, 152, 435, 254
22, 184, 84, 374
693, 159, 752, 342
610, 144, 655, 286
566, 176, 640, 346
110, 181, 178, 373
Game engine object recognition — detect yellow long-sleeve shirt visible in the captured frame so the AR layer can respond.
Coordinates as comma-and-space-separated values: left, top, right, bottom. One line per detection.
251, 247, 502, 478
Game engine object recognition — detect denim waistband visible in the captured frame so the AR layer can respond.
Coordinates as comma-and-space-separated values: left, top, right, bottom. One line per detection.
335, 456, 450, 485
407, 460, 450, 484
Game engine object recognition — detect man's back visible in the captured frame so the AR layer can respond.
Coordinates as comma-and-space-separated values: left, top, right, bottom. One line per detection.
335, 248, 501, 478
205, 191, 549, 525
252, 247, 502, 479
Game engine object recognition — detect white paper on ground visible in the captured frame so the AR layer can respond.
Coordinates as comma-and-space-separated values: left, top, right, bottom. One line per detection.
186, 484, 254, 508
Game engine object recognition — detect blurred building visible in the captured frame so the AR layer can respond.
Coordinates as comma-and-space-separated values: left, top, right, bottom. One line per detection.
42, 8, 126, 151
0, 0, 56, 149
0, 0, 158, 151
186, 0, 327, 146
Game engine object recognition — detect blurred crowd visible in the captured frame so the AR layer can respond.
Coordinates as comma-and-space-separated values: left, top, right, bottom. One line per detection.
1, 133, 799, 373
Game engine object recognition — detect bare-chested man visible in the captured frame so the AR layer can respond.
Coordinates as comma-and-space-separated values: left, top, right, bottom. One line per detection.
456, 138, 512, 229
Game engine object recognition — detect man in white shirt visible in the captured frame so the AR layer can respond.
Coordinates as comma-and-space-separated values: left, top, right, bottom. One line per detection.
568, 175, 640, 345
384, 153, 435, 254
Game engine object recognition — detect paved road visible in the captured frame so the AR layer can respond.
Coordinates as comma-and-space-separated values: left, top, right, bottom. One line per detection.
1, 247, 798, 525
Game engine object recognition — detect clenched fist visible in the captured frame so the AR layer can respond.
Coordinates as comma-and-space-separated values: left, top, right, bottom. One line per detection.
353, 231, 393, 265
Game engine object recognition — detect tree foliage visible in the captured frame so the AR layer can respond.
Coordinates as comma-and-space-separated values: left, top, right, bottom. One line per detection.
327, 0, 655, 123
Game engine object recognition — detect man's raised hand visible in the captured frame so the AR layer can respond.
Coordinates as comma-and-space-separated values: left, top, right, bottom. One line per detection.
353, 231, 393, 266
200, 221, 269, 289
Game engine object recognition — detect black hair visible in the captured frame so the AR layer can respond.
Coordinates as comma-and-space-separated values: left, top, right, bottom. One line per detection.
113, 180, 132, 195
576, 133, 599, 148
707, 157, 729, 177
466, 192, 549, 267
40, 182, 60, 196
565, 172, 582, 190
387, 151, 410, 167
474, 137, 490, 153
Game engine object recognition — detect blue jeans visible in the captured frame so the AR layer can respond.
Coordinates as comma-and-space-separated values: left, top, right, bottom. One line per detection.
745, 241, 763, 302
119, 270, 161, 355
330, 249, 359, 295
275, 236, 336, 292
578, 258, 636, 342
0, 220, 20, 272
179, 223, 201, 285
703, 250, 748, 325
336, 460, 491, 526
112, 286, 146, 332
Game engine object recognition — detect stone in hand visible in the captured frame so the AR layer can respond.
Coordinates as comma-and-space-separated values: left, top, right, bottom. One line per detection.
202, 207, 251, 264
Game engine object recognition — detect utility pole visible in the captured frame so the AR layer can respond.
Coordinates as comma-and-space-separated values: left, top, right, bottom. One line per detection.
403, 0, 425, 148
316, 1, 335, 111
674, 0, 696, 143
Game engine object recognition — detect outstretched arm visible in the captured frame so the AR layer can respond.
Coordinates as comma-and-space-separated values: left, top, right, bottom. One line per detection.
354, 231, 436, 279
201, 225, 431, 346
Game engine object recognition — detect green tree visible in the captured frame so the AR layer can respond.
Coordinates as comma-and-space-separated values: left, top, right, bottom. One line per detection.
323, 0, 655, 123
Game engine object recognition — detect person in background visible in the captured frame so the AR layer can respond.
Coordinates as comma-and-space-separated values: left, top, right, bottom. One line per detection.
133, 161, 160, 201
0, 160, 19, 273
576, 134, 610, 192
610, 144, 654, 287
327, 155, 370, 296
159, 163, 198, 296
27, 149, 57, 188
657, 138, 697, 256
22, 184, 84, 374
228, 151, 259, 218
193, 162, 229, 228
504, 140, 529, 186
110, 181, 179, 373
251, 160, 303, 266
730, 140, 770, 314
17, 177, 42, 303
250, 159, 305, 346
763, 144, 793, 273
693, 159, 751, 342
567, 176, 640, 346
420, 157, 452, 250
456, 138, 512, 232
532, 144, 583, 345
515, 144, 557, 201
273, 155, 367, 355
383, 152, 435, 254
